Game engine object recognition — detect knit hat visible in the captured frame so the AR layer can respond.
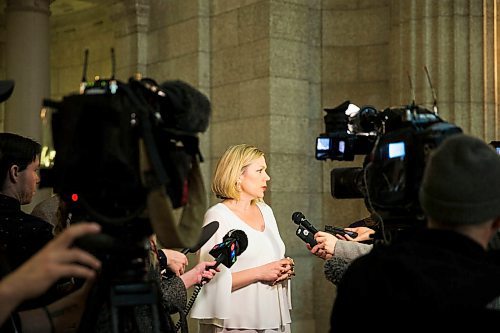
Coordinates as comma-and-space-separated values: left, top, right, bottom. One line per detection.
419, 134, 500, 225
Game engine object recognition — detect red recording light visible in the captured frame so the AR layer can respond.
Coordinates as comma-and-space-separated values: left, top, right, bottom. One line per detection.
71, 193, 79, 202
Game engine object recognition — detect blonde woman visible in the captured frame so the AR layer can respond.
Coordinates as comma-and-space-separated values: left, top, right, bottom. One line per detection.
191, 144, 294, 333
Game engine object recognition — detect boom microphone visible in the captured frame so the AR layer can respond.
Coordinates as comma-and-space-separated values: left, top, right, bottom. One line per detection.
292, 212, 319, 234
181, 221, 219, 254
324, 256, 350, 285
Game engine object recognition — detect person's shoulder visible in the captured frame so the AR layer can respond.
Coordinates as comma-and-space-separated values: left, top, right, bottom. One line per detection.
23, 211, 54, 230
206, 202, 226, 215
345, 242, 405, 273
0, 208, 53, 235
204, 203, 232, 226
256, 201, 272, 212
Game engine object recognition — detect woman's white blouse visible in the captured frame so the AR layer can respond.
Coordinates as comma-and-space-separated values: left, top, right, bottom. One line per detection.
190, 202, 292, 329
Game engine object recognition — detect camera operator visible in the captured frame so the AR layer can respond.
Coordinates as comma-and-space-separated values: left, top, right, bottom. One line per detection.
31, 193, 219, 333
330, 134, 500, 331
0, 222, 102, 332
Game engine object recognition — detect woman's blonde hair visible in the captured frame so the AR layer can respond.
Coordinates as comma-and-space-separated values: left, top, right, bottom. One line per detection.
212, 144, 265, 202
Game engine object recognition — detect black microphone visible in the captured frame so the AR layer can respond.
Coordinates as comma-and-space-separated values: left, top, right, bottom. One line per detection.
181, 221, 219, 254
324, 225, 358, 239
208, 229, 248, 269
200, 229, 248, 286
292, 212, 318, 246
292, 212, 319, 233
179, 229, 248, 324
324, 256, 350, 285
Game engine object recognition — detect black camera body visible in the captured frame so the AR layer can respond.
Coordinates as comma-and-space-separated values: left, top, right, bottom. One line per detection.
316, 101, 378, 161
317, 101, 462, 227
490, 141, 500, 155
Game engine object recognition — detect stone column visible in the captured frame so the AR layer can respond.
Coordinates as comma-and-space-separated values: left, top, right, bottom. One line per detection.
391, 0, 498, 140
5, 0, 51, 212
5, 0, 50, 139
111, 0, 150, 78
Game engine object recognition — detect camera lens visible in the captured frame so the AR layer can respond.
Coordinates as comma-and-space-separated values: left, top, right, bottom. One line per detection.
330, 167, 365, 199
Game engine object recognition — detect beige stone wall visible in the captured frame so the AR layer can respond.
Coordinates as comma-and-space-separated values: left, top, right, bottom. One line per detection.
390, 0, 497, 140
0, 3, 6, 130
50, 5, 116, 99
1, 0, 500, 332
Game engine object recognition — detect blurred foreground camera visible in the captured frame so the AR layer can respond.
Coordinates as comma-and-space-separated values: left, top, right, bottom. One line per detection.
39, 48, 212, 332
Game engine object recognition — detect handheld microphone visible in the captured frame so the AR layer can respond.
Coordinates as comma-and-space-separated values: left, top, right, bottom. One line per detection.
292, 212, 319, 233
324, 225, 358, 239
199, 229, 248, 286
181, 221, 219, 254
179, 229, 248, 327
208, 229, 248, 269
292, 212, 318, 246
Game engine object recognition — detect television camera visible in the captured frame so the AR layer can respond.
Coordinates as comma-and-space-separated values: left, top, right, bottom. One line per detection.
39, 48, 211, 333
316, 100, 462, 232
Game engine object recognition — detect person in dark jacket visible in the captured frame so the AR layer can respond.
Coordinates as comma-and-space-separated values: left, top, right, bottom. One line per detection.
330, 134, 500, 331
0, 132, 74, 310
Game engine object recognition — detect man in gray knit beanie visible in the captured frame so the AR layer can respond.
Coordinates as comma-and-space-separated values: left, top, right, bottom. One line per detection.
419, 134, 500, 237
330, 133, 500, 330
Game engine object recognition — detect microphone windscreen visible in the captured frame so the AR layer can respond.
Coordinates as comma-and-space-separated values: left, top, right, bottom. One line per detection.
224, 229, 248, 255
291, 211, 304, 225
324, 256, 350, 285
159, 80, 211, 133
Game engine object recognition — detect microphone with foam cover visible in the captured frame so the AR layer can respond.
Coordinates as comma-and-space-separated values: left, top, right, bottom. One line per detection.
209, 229, 248, 269
223, 229, 248, 255
324, 256, 350, 285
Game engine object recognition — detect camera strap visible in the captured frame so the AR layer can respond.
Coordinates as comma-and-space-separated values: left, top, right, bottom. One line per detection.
119, 82, 169, 188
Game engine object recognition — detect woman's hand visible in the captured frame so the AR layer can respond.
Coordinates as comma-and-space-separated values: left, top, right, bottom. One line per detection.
308, 231, 337, 260
160, 249, 188, 276
256, 258, 295, 285
180, 261, 219, 289
3, 222, 101, 303
335, 227, 375, 242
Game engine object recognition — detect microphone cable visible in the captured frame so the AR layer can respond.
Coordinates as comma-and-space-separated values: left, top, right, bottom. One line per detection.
174, 284, 202, 332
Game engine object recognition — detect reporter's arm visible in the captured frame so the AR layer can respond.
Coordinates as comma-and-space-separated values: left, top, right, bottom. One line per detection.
341, 226, 375, 242
180, 261, 218, 289
309, 231, 337, 260
333, 240, 373, 261
0, 276, 27, 326
19, 279, 94, 333
309, 231, 373, 261
0, 222, 101, 328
